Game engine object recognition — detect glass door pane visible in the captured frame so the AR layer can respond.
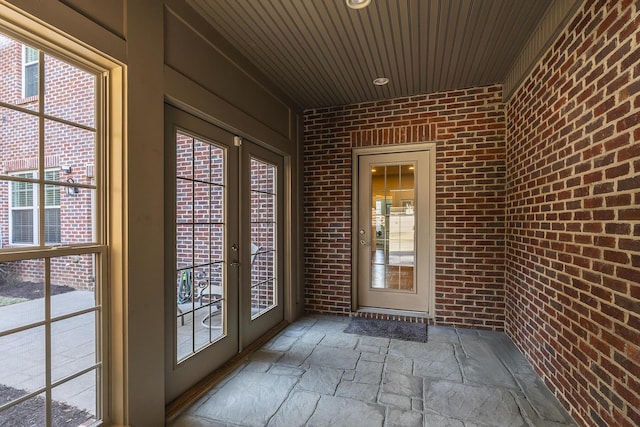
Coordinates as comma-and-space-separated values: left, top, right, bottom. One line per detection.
357, 149, 431, 313
240, 143, 284, 348
165, 105, 239, 404
175, 131, 227, 362
370, 163, 415, 291
249, 158, 277, 319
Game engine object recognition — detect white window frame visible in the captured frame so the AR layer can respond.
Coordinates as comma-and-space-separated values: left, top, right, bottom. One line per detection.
8, 169, 61, 246
8, 171, 37, 245
0, 24, 112, 425
22, 44, 38, 98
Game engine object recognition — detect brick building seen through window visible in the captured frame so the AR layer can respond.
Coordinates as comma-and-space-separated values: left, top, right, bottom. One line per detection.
0, 35, 96, 290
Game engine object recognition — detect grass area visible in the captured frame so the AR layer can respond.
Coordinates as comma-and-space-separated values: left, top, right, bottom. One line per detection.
0, 296, 27, 307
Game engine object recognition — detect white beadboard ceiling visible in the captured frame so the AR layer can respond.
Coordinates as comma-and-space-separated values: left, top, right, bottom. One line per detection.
187, 0, 563, 109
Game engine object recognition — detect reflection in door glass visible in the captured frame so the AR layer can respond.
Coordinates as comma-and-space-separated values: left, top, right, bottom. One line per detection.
370, 164, 415, 291
175, 131, 226, 362
250, 158, 277, 319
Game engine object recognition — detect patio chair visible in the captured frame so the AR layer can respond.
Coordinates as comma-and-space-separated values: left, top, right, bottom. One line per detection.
199, 242, 261, 329
176, 270, 192, 326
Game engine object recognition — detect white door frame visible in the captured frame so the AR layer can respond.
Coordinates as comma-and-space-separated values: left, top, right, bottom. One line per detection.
164, 104, 289, 403
351, 143, 436, 316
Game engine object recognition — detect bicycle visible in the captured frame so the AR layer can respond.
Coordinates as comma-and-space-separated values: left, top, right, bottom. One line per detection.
177, 270, 193, 304
177, 270, 212, 303
194, 268, 223, 329
176, 270, 209, 326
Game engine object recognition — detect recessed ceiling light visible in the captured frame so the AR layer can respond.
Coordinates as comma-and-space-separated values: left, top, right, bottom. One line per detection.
346, 0, 371, 10
373, 77, 389, 86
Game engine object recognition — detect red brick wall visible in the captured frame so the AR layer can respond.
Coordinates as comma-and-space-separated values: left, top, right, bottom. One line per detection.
0, 37, 96, 289
304, 85, 507, 329
505, 1, 640, 426
174, 133, 276, 309
175, 132, 225, 297
249, 159, 276, 310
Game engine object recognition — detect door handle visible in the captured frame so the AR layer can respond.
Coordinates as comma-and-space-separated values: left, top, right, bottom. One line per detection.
230, 261, 240, 267
360, 240, 370, 246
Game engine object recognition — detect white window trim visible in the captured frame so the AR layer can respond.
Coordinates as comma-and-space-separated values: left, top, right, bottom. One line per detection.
0, 5, 125, 423
8, 171, 38, 246
8, 169, 61, 246
21, 44, 38, 99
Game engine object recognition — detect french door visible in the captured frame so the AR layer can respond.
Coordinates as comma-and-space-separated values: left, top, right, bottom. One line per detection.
164, 106, 284, 403
354, 146, 435, 313
240, 143, 284, 348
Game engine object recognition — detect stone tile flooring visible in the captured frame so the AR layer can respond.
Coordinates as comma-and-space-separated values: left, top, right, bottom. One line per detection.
169, 315, 577, 427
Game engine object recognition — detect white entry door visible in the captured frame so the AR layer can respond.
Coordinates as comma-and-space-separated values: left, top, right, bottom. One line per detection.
355, 146, 435, 313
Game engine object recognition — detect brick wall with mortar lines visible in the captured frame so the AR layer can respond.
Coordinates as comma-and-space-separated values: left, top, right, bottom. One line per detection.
505, 1, 640, 426
249, 159, 276, 310
304, 85, 507, 329
174, 134, 276, 308
0, 38, 96, 289
175, 134, 225, 292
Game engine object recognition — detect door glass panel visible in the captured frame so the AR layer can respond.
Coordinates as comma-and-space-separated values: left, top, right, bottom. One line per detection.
175, 131, 226, 363
176, 224, 193, 270
250, 158, 277, 319
370, 163, 415, 291
199, 262, 224, 333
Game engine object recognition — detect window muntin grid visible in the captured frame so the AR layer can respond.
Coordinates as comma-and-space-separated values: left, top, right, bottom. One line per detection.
175, 130, 227, 363
249, 157, 277, 319
0, 29, 105, 426
9, 170, 60, 245
22, 45, 38, 98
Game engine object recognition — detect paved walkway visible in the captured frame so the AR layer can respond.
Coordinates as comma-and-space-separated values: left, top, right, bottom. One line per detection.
0, 291, 96, 414
170, 315, 576, 427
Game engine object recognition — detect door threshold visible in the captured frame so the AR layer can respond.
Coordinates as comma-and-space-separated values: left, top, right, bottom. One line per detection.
353, 308, 431, 323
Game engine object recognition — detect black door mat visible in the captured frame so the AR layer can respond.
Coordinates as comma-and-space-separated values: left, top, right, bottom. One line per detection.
344, 316, 428, 342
